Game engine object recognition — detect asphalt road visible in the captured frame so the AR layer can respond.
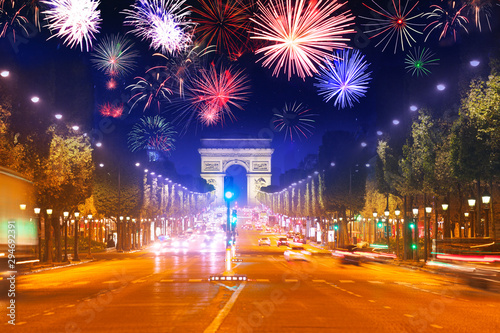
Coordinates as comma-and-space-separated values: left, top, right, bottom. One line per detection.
2, 229, 499, 333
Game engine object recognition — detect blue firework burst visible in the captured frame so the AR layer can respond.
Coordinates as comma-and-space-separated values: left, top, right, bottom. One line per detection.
314, 49, 372, 109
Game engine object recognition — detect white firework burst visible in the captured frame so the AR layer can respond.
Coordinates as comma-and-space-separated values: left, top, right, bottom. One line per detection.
42, 0, 101, 51
90, 34, 140, 77
122, 0, 194, 55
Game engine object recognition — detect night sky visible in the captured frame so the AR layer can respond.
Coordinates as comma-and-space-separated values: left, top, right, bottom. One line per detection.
1, 0, 499, 186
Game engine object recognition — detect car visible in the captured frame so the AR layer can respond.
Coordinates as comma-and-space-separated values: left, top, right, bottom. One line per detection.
258, 237, 271, 246
284, 246, 311, 261
277, 237, 289, 247
172, 237, 189, 248
293, 236, 306, 244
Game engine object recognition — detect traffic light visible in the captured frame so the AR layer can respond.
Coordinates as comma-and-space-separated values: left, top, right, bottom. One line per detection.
231, 209, 237, 228
224, 176, 237, 202
409, 222, 415, 229
411, 244, 417, 250
333, 223, 339, 230
377, 221, 383, 228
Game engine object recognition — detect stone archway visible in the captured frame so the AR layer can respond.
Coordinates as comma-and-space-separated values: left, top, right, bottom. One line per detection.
198, 139, 273, 206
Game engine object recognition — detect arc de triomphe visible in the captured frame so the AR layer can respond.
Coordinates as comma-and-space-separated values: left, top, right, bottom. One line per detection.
199, 138, 273, 206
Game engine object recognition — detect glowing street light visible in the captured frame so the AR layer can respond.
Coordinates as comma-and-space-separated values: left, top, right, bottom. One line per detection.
436, 84, 446, 91
409, 105, 418, 112
31, 96, 40, 103
469, 60, 480, 67
55, 114, 63, 120
1, 70, 9, 77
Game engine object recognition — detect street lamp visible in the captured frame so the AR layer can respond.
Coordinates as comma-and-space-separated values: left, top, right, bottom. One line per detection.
63, 211, 69, 262
424, 204, 432, 262
412, 207, 418, 261
468, 196, 476, 237
395, 206, 401, 258
74, 212, 80, 261
482, 191, 491, 237
34, 208, 41, 261
442, 203, 449, 238
46, 209, 53, 263
384, 205, 390, 248
372, 211, 377, 244
118, 216, 124, 252
87, 214, 93, 259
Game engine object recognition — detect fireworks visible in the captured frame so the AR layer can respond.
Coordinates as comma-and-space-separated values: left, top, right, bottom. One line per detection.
250, 0, 355, 80
0, 1, 29, 40
90, 34, 140, 77
127, 68, 173, 113
314, 48, 372, 109
360, 0, 424, 53
404, 47, 439, 76
423, 2, 469, 42
466, 0, 494, 32
122, 0, 194, 55
191, 0, 250, 57
99, 103, 124, 118
182, 63, 250, 127
128, 115, 176, 154
42, 0, 101, 51
274, 102, 316, 141
152, 44, 214, 97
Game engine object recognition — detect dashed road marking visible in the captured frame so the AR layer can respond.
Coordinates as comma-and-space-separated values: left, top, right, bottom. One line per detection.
312, 279, 326, 283
160, 279, 174, 282
17, 322, 27, 325
383, 306, 392, 309
132, 279, 146, 284
66, 304, 75, 308
255, 279, 269, 282
43, 312, 55, 316
430, 324, 443, 329
189, 279, 203, 282
339, 280, 354, 283
368, 300, 376, 303
103, 280, 119, 284
285, 279, 298, 283
368, 281, 383, 284
404, 314, 414, 318
74, 281, 90, 285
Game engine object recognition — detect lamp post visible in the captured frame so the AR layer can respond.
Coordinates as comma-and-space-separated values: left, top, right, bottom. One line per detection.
372, 211, 377, 244
74, 212, 80, 261
395, 206, 401, 258
384, 205, 390, 249
46, 209, 53, 263
118, 216, 124, 252
126, 216, 131, 251
412, 207, 419, 261
464, 212, 469, 237
63, 211, 69, 262
442, 203, 449, 238
34, 208, 41, 261
424, 204, 432, 262
468, 196, 476, 237
87, 214, 93, 259
482, 191, 491, 237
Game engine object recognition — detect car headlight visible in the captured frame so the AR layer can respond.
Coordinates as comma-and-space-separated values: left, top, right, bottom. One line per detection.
153, 243, 161, 250
173, 241, 180, 247
182, 241, 189, 247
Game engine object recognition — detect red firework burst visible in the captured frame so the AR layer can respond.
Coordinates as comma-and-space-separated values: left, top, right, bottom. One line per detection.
187, 63, 250, 126
99, 103, 124, 118
191, 0, 252, 57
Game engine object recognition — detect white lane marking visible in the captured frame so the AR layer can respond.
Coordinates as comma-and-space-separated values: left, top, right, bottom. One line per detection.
430, 324, 443, 329
368, 281, 383, 284
132, 279, 146, 284
383, 306, 392, 309
103, 281, 119, 284
255, 279, 270, 282
312, 280, 326, 283
189, 279, 203, 282
43, 312, 55, 316
285, 279, 298, 283
66, 304, 76, 308
368, 300, 376, 303
404, 314, 414, 318
160, 279, 174, 282
17, 322, 27, 325
204, 282, 246, 333
339, 280, 354, 283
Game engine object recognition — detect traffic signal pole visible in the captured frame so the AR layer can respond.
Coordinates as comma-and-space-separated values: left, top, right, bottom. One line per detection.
224, 192, 234, 275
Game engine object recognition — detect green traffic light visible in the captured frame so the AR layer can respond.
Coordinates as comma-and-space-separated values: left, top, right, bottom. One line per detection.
411, 244, 417, 249
377, 222, 383, 228
225, 191, 234, 200
334, 225, 338, 230
409, 223, 415, 229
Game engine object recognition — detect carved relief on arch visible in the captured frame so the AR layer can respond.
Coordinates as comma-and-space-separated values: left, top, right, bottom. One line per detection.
222, 159, 250, 172
254, 177, 267, 192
